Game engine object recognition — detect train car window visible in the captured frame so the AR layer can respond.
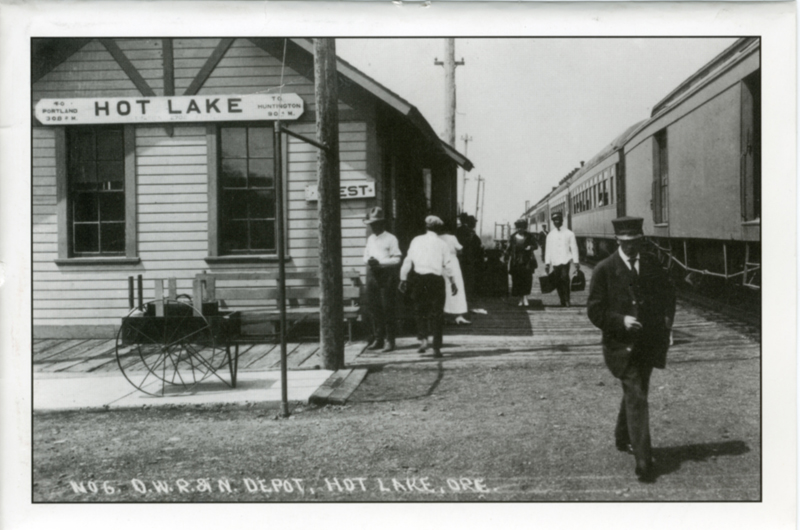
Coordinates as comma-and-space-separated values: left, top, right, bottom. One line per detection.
600, 181, 605, 206
741, 71, 761, 222
653, 129, 669, 223
610, 176, 615, 204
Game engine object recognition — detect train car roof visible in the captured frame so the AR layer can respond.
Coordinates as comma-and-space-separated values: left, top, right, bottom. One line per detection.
650, 37, 759, 117
522, 38, 759, 212
569, 120, 648, 182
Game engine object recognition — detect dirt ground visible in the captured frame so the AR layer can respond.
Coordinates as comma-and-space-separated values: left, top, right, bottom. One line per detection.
32, 351, 760, 502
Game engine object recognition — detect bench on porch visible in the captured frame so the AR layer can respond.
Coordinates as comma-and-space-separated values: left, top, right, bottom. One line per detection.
192, 270, 363, 342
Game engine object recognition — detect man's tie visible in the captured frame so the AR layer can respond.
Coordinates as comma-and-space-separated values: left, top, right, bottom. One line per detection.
629, 257, 638, 276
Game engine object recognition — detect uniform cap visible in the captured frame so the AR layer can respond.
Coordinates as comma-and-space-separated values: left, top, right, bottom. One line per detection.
612, 216, 644, 240
551, 211, 563, 220
514, 218, 528, 228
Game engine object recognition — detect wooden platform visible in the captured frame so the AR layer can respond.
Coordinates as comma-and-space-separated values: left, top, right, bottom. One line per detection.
33, 260, 760, 376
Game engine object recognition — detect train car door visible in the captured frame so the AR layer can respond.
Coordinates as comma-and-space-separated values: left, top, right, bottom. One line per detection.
740, 71, 761, 222
616, 157, 626, 217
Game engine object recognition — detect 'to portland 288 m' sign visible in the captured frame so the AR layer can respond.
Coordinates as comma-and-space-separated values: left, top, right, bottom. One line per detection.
34, 94, 305, 125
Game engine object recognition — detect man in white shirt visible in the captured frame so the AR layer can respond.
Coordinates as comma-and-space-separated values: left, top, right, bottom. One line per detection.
363, 207, 402, 352
544, 211, 580, 307
399, 215, 458, 358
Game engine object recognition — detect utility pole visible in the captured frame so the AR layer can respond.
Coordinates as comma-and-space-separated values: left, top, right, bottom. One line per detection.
479, 177, 486, 237
314, 38, 344, 371
459, 134, 472, 213
434, 38, 465, 148
474, 174, 484, 221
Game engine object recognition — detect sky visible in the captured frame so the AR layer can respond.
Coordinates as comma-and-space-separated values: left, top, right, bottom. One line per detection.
336, 37, 737, 237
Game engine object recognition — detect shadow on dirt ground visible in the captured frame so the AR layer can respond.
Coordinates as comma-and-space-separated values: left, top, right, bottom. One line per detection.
652, 440, 750, 479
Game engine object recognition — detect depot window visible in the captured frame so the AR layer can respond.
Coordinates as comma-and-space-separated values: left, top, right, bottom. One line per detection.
218, 126, 277, 254
206, 124, 287, 262
54, 125, 138, 263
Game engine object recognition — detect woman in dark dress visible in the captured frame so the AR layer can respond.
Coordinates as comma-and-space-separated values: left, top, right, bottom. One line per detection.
506, 218, 538, 306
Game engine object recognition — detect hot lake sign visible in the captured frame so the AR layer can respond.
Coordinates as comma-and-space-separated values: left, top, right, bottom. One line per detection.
34, 94, 304, 124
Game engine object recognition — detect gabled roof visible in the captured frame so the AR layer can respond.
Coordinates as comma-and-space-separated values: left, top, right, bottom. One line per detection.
287, 38, 473, 171
32, 37, 474, 172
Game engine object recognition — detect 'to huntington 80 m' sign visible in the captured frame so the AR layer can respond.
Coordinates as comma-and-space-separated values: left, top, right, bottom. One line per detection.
34, 94, 305, 125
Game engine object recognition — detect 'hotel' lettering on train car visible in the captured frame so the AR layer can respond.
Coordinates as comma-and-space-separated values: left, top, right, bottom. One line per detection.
34, 94, 304, 125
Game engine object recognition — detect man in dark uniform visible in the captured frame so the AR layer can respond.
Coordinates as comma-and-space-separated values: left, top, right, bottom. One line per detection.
587, 217, 676, 482
362, 207, 402, 352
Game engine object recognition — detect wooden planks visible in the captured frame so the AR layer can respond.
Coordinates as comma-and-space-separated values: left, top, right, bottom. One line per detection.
308, 368, 352, 405
327, 369, 368, 405
307, 368, 368, 406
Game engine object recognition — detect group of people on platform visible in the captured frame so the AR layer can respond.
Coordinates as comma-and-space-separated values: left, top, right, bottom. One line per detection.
362, 206, 676, 483
362, 208, 482, 357
362, 208, 587, 355
506, 211, 580, 308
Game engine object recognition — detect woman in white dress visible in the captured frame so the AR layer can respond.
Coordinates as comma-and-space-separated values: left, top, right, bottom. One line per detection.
439, 223, 470, 325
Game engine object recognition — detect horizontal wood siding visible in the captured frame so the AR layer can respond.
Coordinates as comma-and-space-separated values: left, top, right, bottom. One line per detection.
32, 40, 141, 104
114, 39, 164, 95
33, 38, 376, 335
285, 121, 370, 273
33, 125, 212, 328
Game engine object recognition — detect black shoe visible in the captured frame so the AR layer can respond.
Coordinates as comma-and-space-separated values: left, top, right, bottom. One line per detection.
616, 442, 633, 454
432, 349, 443, 359
368, 341, 385, 351
635, 462, 656, 483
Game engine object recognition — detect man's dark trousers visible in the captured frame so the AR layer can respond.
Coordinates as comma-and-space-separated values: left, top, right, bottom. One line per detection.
366, 265, 399, 344
553, 263, 571, 306
615, 357, 654, 468
411, 273, 446, 349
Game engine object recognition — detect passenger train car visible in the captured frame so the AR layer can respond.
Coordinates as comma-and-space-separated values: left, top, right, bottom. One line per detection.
528, 37, 760, 294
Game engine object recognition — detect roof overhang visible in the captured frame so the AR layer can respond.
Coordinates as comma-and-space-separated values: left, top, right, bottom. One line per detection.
440, 141, 474, 171
287, 38, 473, 171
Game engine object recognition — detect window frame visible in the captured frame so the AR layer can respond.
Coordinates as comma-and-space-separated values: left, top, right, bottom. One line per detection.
740, 72, 761, 223
653, 129, 669, 225
54, 125, 139, 265
205, 123, 289, 264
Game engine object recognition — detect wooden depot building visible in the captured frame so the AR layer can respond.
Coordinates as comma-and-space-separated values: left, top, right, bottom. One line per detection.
32, 38, 473, 338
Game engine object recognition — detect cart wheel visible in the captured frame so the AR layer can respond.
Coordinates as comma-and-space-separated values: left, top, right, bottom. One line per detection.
116, 300, 229, 396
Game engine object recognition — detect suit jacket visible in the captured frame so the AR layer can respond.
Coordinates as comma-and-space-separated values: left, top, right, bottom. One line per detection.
587, 250, 676, 378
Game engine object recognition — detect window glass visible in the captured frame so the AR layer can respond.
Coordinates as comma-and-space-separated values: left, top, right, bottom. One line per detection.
221, 127, 246, 158
101, 223, 125, 252
248, 158, 273, 188
96, 129, 123, 161
221, 159, 247, 188
219, 126, 277, 254
67, 126, 125, 256
99, 193, 125, 222
248, 128, 274, 158
73, 193, 97, 222
74, 224, 99, 253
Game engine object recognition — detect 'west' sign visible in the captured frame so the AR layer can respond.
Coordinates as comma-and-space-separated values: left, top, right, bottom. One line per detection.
35, 94, 305, 125
305, 182, 376, 202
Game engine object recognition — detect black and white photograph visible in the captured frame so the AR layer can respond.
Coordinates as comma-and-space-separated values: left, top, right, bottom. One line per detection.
1, 1, 796, 527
